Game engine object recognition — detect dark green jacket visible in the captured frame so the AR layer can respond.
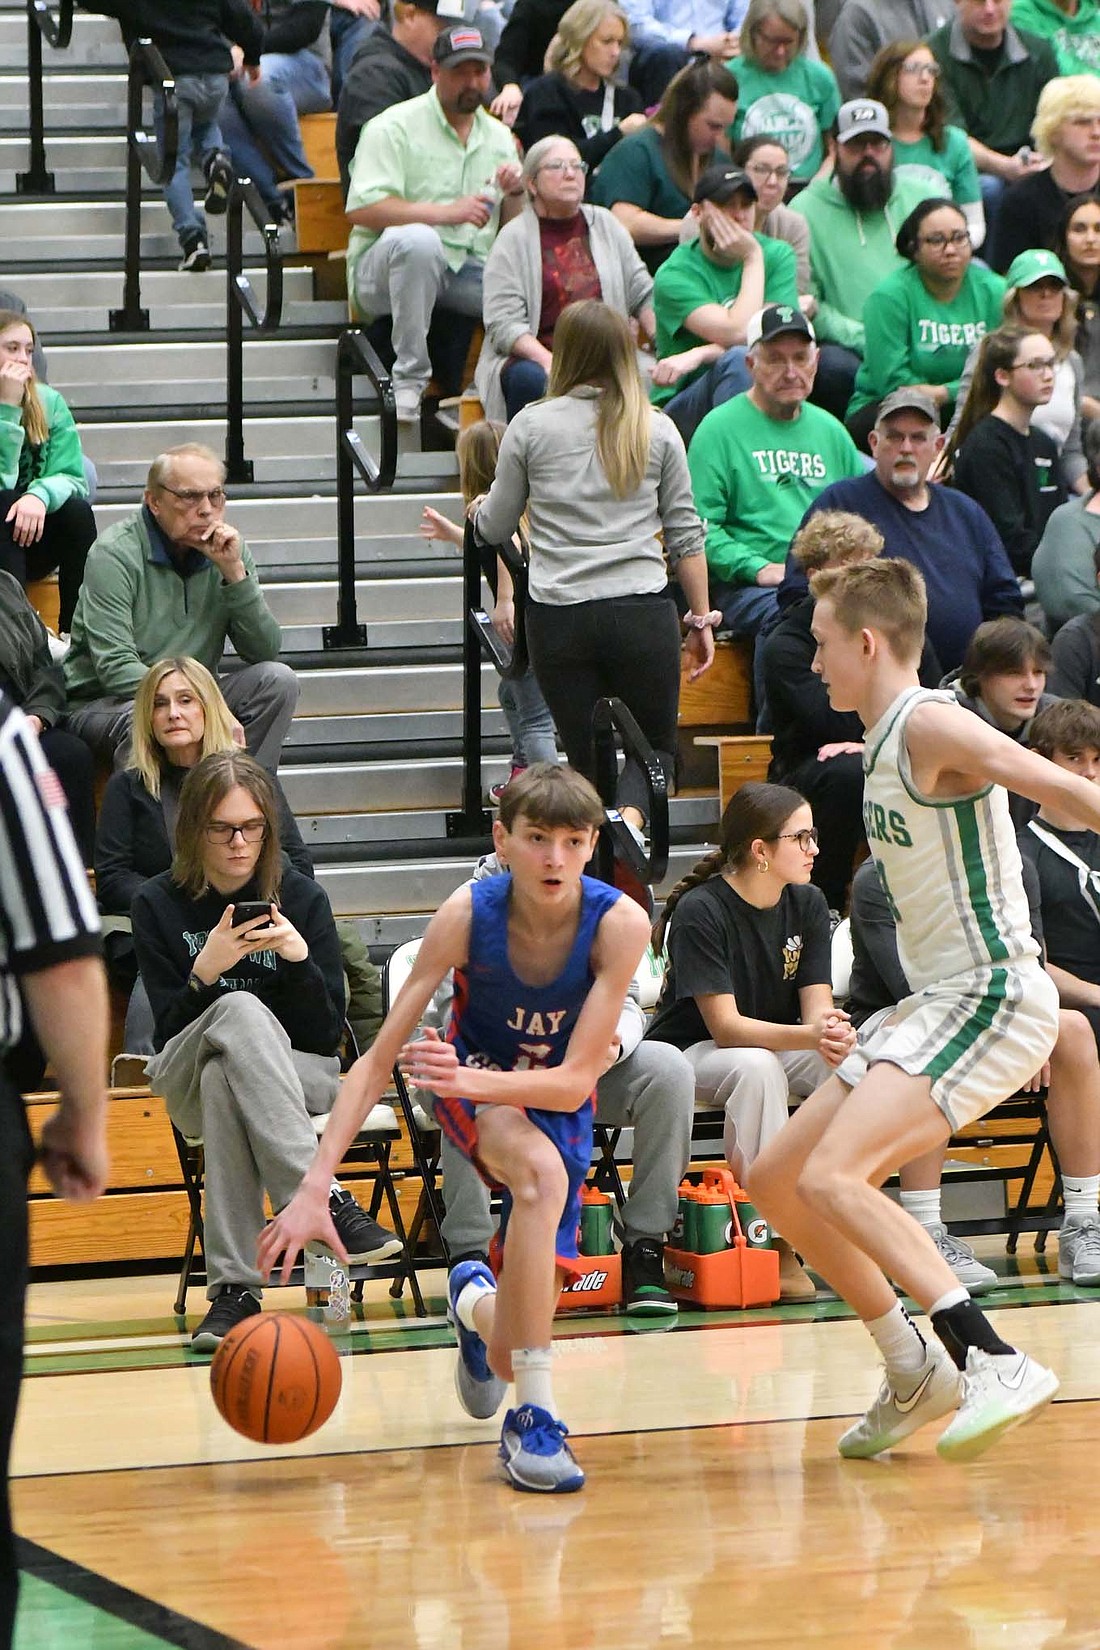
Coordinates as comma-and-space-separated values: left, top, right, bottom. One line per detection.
0, 570, 66, 729
927, 17, 1058, 157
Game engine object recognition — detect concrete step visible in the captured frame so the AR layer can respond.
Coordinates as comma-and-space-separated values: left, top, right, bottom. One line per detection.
0, 12, 126, 66
294, 793, 719, 852
0, 202, 277, 267
51, 336, 338, 412
284, 707, 509, 753
0, 73, 130, 131
295, 662, 497, 717
91, 492, 462, 543
12, 266, 343, 336
280, 757, 510, 816
264, 577, 460, 626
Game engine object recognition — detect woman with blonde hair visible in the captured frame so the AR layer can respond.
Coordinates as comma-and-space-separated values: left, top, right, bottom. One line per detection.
474, 133, 655, 421
514, 0, 646, 171
96, 656, 311, 1053
0, 308, 96, 632
474, 299, 717, 835
131, 750, 398, 1350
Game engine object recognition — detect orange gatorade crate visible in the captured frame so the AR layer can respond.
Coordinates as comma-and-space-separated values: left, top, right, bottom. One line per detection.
665, 1169, 780, 1308
556, 1252, 622, 1311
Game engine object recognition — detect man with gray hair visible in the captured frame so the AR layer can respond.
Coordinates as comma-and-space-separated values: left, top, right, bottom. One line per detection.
62, 443, 298, 771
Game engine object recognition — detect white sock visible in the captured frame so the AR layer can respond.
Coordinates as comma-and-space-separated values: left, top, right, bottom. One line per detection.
899, 1187, 941, 1228
512, 1346, 555, 1416
1062, 1174, 1100, 1222
455, 1273, 496, 1336
865, 1302, 928, 1377
929, 1286, 969, 1318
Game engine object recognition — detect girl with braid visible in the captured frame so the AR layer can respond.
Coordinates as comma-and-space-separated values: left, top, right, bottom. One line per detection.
645, 781, 855, 1298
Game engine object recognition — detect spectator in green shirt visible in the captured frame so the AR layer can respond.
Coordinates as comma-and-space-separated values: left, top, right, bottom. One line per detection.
651, 163, 798, 441
1011, 0, 1100, 77
847, 196, 1006, 446
687, 303, 864, 721
727, 0, 841, 182
866, 38, 984, 248
589, 57, 739, 272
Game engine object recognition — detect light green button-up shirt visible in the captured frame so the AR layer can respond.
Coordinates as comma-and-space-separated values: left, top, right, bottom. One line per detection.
346, 88, 518, 281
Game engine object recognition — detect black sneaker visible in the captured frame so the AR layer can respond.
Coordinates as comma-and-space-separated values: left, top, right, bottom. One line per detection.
329, 1186, 403, 1263
178, 231, 211, 272
202, 148, 234, 216
191, 1284, 260, 1350
622, 1238, 677, 1317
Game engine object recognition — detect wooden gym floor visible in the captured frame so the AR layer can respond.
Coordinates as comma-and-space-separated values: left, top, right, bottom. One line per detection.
11, 1247, 1100, 1650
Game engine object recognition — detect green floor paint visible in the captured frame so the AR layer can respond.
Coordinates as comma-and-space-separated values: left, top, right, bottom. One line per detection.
14, 1573, 171, 1649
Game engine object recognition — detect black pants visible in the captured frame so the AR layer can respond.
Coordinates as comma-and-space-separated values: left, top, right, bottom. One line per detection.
0, 493, 96, 633
0, 1078, 33, 1648
525, 590, 680, 818
38, 727, 95, 866
785, 750, 864, 913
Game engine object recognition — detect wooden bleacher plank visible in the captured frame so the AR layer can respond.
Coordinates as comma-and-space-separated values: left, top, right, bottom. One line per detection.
299, 111, 338, 180
294, 180, 348, 256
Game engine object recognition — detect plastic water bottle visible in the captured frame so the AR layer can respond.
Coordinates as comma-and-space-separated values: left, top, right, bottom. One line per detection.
305, 1245, 351, 1333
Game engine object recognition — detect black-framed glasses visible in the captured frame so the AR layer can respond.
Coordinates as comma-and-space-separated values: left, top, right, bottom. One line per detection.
774, 827, 819, 852
159, 485, 227, 508
919, 229, 970, 249
205, 819, 267, 844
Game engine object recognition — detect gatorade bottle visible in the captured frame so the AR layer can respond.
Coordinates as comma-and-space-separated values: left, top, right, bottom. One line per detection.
674, 1180, 697, 1251
733, 1189, 772, 1250
578, 1186, 614, 1255
694, 1185, 731, 1254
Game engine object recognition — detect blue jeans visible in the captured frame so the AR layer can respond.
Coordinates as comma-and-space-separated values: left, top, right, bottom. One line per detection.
499, 667, 557, 766
663, 346, 752, 447
330, 9, 378, 102
221, 50, 332, 213
155, 72, 227, 240
501, 357, 548, 421
711, 578, 780, 732
628, 40, 691, 107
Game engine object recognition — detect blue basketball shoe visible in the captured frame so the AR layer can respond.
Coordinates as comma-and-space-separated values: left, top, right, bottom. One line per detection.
498, 1404, 586, 1493
447, 1259, 506, 1420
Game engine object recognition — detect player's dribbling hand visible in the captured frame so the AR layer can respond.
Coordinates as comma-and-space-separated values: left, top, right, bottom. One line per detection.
399, 1025, 464, 1096
257, 1183, 349, 1285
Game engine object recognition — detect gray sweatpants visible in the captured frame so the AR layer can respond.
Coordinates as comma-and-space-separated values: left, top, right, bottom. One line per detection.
684, 1043, 830, 1184
147, 994, 340, 1297
64, 659, 300, 774
440, 1038, 695, 1256
352, 225, 485, 402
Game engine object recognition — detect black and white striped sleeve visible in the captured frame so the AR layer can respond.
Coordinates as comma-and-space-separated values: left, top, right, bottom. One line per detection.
0, 697, 101, 977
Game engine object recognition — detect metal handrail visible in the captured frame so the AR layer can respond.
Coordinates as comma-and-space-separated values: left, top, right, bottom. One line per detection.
224, 175, 284, 484
18, 0, 75, 194
109, 39, 177, 332
592, 697, 670, 888
322, 328, 398, 651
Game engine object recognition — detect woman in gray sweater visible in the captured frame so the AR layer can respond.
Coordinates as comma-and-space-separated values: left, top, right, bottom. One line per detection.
473, 298, 717, 835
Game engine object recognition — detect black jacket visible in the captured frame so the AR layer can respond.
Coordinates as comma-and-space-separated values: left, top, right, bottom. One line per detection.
336, 30, 432, 195
494, 0, 572, 91
514, 73, 644, 173
80, 0, 264, 72
0, 570, 66, 729
951, 415, 1067, 576
131, 865, 343, 1054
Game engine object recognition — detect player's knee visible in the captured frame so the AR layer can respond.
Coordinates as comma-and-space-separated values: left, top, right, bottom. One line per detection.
795, 1153, 848, 1219
1053, 1008, 1097, 1075
509, 1135, 567, 1213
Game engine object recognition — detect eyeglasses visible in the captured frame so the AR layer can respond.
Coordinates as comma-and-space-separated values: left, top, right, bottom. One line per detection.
747, 162, 791, 181
159, 485, 227, 507
900, 58, 940, 76
919, 229, 971, 249
539, 159, 589, 175
205, 819, 267, 844
1010, 355, 1057, 372
774, 827, 819, 852
755, 27, 799, 47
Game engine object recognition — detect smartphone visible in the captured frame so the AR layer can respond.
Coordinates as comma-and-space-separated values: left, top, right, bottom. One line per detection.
231, 901, 273, 929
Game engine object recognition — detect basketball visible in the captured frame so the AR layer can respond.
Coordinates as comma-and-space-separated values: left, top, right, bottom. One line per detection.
210, 1313, 342, 1444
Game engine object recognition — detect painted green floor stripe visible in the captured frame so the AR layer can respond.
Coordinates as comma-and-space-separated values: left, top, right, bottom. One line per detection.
15, 1574, 172, 1649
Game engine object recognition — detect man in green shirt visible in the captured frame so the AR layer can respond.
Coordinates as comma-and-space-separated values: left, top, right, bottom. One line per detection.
688, 304, 864, 719
651, 164, 798, 442
345, 23, 524, 421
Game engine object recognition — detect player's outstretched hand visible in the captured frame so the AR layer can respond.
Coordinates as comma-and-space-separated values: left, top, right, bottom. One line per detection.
399, 1025, 464, 1096
257, 1182, 348, 1285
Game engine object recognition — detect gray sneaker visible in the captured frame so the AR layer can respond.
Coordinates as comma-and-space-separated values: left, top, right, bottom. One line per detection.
927, 1222, 998, 1295
1058, 1214, 1100, 1286
936, 1348, 1058, 1463
838, 1347, 961, 1459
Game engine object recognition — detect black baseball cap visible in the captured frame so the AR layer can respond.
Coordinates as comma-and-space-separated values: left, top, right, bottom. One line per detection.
746, 303, 815, 348
693, 165, 757, 207
432, 22, 493, 66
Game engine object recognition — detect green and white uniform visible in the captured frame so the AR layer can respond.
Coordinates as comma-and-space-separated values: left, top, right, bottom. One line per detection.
838, 686, 1058, 1128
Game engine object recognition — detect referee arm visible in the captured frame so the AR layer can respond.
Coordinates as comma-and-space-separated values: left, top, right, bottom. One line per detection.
0, 702, 108, 1200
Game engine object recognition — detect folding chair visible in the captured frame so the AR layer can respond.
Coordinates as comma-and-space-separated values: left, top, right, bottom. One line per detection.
587, 945, 669, 1209
169, 1017, 428, 1319
382, 939, 449, 1292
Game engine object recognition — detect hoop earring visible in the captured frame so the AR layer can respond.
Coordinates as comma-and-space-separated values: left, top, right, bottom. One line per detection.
758, 857, 769, 873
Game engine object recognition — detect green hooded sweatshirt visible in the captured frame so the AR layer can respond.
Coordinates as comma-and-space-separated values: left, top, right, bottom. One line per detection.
0, 383, 88, 511
1010, 0, 1100, 76
788, 171, 932, 352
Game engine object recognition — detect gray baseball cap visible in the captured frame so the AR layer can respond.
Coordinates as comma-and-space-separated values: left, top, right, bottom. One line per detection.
836, 99, 892, 144
876, 388, 938, 424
